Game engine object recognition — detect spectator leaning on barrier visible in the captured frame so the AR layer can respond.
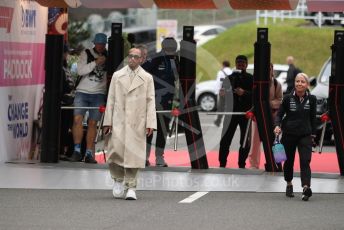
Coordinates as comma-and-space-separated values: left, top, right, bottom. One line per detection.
214, 60, 233, 127
248, 63, 283, 169
70, 33, 108, 164
274, 73, 317, 201
103, 48, 157, 200
218, 55, 253, 168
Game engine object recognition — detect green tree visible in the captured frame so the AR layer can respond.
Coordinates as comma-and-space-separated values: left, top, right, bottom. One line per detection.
67, 20, 90, 49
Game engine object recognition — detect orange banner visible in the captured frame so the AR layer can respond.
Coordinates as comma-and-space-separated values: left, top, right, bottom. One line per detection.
154, 0, 217, 9
229, 0, 299, 10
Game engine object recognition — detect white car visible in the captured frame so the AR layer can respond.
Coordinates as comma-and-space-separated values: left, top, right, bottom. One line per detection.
310, 57, 333, 143
195, 64, 289, 111
193, 25, 227, 46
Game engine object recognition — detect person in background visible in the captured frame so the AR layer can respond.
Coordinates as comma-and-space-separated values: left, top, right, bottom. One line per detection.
274, 73, 316, 201
70, 33, 108, 163
103, 48, 156, 200
285, 56, 301, 94
248, 63, 283, 169
143, 37, 179, 167
214, 60, 232, 127
136, 44, 153, 167
218, 55, 253, 168
135, 44, 148, 64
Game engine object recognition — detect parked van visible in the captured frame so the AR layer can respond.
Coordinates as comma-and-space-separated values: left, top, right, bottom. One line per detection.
311, 57, 333, 143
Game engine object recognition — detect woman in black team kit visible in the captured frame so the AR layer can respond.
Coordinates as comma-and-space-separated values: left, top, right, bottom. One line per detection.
274, 73, 317, 201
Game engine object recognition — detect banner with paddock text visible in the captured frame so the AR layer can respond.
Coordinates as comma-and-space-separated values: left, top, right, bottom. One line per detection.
0, 0, 47, 162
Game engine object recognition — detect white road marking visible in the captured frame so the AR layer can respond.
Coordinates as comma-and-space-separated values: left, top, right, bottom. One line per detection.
179, 192, 209, 203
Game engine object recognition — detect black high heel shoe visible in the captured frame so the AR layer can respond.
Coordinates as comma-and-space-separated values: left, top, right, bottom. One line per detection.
286, 185, 295, 198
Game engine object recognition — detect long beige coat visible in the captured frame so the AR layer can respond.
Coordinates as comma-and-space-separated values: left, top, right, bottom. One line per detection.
103, 65, 157, 168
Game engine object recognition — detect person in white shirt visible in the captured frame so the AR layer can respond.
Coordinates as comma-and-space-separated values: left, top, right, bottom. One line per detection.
214, 60, 232, 126
70, 33, 108, 163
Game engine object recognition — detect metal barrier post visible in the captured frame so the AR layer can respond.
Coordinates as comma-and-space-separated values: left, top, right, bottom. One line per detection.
243, 118, 252, 148
318, 122, 326, 154
174, 116, 179, 151
95, 106, 106, 162
318, 112, 330, 154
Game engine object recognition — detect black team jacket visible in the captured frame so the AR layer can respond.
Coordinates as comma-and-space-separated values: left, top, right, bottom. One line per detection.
275, 90, 317, 136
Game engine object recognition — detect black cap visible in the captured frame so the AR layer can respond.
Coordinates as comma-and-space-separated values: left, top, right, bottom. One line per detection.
235, 55, 247, 62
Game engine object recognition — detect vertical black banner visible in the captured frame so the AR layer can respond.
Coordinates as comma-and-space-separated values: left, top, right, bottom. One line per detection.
107, 23, 124, 76
253, 28, 278, 172
329, 30, 344, 175
179, 26, 208, 169
41, 35, 64, 163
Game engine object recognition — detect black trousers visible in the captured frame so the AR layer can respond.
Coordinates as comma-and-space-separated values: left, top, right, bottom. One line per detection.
146, 112, 171, 159
60, 109, 74, 156
219, 115, 250, 168
282, 134, 312, 187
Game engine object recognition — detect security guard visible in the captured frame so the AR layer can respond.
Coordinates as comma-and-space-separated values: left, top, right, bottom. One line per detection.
219, 55, 253, 168
143, 37, 179, 167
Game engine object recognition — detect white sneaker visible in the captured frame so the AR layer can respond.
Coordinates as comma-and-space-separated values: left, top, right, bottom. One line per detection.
125, 188, 137, 200
112, 180, 124, 199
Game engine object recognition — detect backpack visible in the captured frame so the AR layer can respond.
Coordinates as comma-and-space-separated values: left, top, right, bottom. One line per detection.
62, 49, 99, 105
74, 49, 95, 89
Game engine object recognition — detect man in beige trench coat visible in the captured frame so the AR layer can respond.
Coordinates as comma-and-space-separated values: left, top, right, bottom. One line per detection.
103, 48, 157, 200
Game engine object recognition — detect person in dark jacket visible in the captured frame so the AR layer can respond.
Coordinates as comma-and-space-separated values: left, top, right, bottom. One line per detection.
218, 55, 253, 168
143, 37, 179, 167
285, 56, 301, 94
274, 73, 317, 201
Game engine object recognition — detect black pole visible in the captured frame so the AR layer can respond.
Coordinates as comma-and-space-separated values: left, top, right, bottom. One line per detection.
107, 23, 124, 76
329, 31, 344, 175
40, 35, 64, 163
179, 26, 208, 169
253, 28, 278, 172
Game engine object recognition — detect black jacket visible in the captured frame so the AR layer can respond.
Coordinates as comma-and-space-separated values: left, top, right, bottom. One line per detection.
228, 71, 253, 112
275, 90, 317, 136
286, 64, 301, 94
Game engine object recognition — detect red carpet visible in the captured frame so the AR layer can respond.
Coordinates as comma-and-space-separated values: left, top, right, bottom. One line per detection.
96, 150, 340, 173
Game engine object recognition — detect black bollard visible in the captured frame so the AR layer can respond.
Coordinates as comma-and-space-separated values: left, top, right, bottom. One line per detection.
329, 31, 344, 175
107, 23, 124, 76
179, 26, 208, 169
253, 28, 279, 172
40, 35, 64, 163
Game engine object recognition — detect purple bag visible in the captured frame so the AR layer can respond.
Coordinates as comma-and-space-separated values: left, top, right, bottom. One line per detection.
272, 135, 287, 163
